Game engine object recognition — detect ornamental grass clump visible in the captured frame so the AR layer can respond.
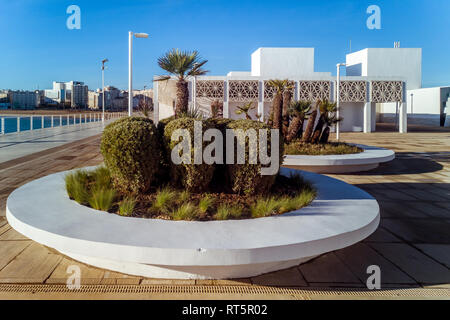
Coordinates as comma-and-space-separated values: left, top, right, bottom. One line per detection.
198, 195, 214, 215
89, 187, 116, 212
100, 117, 161, 194
119, 197, 136, 216
214, 204, 242, 220
65, 169, 90, 205
151, 187, 177, 214
170, 202, 198, 221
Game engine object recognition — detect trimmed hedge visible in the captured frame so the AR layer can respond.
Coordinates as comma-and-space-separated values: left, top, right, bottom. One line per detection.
100, 117, 160, 194
163, 117, 216, 192
225, 119, 284, 195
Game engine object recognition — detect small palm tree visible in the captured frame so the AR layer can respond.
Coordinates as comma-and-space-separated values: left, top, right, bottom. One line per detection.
235, 102, 256, 120
319, 101, 341, 143
302, 100, 320, 143
311, 99, 337, 143
286, 101, 311, 143
267, 79, 290, 130
156, 49, 208, 117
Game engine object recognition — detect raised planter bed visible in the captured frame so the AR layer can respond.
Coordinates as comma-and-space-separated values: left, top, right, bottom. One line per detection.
283, 144, 395, 174
6, 167, 380, 279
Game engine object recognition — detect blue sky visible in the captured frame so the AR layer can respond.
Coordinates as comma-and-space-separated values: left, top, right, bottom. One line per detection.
0, 0, 449, 90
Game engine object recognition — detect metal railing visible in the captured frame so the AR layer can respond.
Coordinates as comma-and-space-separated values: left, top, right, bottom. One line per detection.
0, 112, 127, 135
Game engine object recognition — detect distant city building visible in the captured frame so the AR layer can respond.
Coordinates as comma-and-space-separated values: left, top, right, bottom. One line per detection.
44, 81, 88, 108
88, 90, 102, 110
8, 90, 39, 109
0, 91, 10, 109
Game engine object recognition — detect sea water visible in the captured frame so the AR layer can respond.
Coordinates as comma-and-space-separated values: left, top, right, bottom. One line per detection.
0, 115, 91, 134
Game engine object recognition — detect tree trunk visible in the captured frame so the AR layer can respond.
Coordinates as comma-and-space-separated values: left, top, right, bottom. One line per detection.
302, 109, 317, 143
175, 79, 189, 117
311, 114, 326, 144
210, 100, 223, 118
286, 115, 304, 143
319, 126, 330, 143
272, 93, 283, 130
282, 90, 292, 136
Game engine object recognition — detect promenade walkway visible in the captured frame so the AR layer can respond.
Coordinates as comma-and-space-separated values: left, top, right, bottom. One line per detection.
0, 127, 449, 299
0, 120, 111, 164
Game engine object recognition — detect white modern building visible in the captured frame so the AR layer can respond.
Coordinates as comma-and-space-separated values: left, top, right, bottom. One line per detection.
154, 47, 420, 133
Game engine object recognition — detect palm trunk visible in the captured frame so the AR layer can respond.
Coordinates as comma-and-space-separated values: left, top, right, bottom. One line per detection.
319, 126, 330, 143
272, 93, 283, 130
176, 79, 189, 117
302, 109, 317, 143
211, 100, 223, 118
286, 115, 304, 143
311, 113, 326, 144
282, 90, 292, 136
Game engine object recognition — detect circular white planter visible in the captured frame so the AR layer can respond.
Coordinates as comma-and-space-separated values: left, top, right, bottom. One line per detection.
283, 145, 395, 174
6, 167, 380, 280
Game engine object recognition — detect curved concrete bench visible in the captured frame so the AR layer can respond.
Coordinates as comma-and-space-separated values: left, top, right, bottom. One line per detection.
6, 167, 380, 279
283, 145, 395, 174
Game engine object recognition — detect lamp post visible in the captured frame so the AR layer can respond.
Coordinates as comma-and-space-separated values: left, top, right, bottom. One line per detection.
336, 63, 346, 141
128, 31, 149, 117
101, 58, 108, 122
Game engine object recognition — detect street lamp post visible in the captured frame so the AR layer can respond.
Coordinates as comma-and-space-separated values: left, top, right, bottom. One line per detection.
336, 63, 346, 141
101, 59, 108, 122
128, 31, 149, 117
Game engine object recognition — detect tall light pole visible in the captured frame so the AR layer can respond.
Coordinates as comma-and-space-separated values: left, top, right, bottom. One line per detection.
101, 58, 108, 122
336, 63, 346, 141
128, 31, 149, 117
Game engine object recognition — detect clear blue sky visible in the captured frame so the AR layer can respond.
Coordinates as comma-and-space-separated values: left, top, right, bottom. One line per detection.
0, 0, 449, 90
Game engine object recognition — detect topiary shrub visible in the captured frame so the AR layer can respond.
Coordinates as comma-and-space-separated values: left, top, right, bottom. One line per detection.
225, 119, 284, 195
100, 117, 161, 194
163, 117, 215, 192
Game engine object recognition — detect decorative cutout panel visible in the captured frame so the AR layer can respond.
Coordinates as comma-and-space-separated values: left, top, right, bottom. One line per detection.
263, 81, 295, 102
298, 81, 331, 102
338, 81, 367, 102
228, 80, 259, 102
371, 81, 403, 103
195, 80, 224, 99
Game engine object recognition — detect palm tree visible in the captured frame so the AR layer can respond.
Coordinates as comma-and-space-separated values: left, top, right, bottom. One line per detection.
302, 100, 320, 143
235, 102, 256, 120
286, 101, 311, 143
311, 99, 337, 144
267, 79, 290, 130
156, 49, 208, 117
210, 100, 223, 118
282, 84, 294, 136
319, 102, 341, 143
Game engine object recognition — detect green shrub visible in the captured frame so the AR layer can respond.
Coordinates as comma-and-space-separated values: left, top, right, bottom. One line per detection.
100, 117, 161, 194
89, 188, 116, 211
163, 117, 216, 192
214, 204, 242, 220
65, 169, 90, 205
119, 197, 136, 216
170, 203, 198, 220
225, 119, 284, 195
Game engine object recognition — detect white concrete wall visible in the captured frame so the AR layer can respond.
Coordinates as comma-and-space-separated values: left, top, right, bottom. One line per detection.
346, 48, 422, 90
251, 48, 315, 78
